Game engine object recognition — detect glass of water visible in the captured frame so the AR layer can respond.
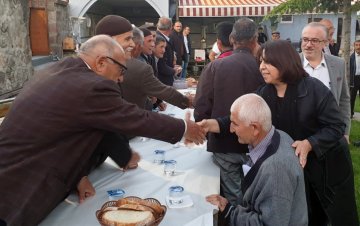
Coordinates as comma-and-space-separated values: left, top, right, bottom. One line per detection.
164, 160, 177, 176
153, 150, 165, 164
169, 185, 184, 204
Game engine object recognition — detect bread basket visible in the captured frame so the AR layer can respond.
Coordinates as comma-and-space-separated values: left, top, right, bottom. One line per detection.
96, 196, 167, 226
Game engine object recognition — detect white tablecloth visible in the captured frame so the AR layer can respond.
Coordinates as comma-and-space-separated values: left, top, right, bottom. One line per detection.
40, 100, 220, 226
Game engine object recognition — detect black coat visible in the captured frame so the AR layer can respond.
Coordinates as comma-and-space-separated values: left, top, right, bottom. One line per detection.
156, 31, 175, 86
257, 77, 358, 225
194, 48, 264, 154
350, 52, 357, 87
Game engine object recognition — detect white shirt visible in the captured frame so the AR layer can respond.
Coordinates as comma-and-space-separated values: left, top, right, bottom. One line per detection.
212, 42, 220, 59
184, 36, 189, 54
355, 53, 360, 75
303, 55, 331, 89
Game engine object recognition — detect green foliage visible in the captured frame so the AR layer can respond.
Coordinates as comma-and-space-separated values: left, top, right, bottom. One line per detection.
264, 0, 356, 21
349, 120, 360, 215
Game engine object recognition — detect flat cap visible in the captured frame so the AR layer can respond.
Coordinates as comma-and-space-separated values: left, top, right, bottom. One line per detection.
272, 31, 280, 34
95, 15, 133, 36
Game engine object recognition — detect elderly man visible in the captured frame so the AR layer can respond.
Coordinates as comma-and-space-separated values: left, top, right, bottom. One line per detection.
205, 94, 308, 226
156, 17, 181, 86
194, 18, 264, 206
0, 35, 205, 226
319, 18, 339, 56
300, 22, 351, 140
95, 16, 191, 111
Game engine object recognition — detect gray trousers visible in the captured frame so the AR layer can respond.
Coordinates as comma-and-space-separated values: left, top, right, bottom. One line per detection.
213, 152, 248, 206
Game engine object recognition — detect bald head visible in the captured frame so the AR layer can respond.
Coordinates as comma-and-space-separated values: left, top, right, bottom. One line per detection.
230, 94, 272, 132
319, 19, 335, 40
78, 35, 127, 83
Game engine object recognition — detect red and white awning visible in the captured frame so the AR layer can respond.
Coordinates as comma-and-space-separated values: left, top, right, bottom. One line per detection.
179, 0, 286, 17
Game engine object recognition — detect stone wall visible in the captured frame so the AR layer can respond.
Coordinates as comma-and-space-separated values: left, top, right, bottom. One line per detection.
0, 0, 33, 98
48, 0, 70, 58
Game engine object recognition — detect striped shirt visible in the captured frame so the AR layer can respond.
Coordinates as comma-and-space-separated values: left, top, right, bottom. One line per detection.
248, 126, 275, 165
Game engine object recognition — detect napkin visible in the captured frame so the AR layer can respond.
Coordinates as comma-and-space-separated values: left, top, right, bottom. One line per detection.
166, 195, 193, 208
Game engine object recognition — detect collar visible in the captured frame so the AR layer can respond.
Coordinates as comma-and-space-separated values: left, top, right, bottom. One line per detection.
81, 58, 92, 70
303, 54, 327, 69
248, 126, 275, 164
158, 30, 170, 41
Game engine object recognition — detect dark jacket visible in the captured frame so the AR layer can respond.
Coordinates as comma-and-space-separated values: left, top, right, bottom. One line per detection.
156, 30, 175, 86
257, 77, 358, 225
121, 58, 189, 109
194, 48, 264, 153
169, 30, 186, 65
350, 52, 357, 87
0, 57, 185, 225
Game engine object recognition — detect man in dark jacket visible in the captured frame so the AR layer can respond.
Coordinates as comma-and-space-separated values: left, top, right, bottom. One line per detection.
156, 17, 181, 86
0, 35, 205, 226
350, 39, 360, 119
169, 21, 186, 66
194, 18, 264, 206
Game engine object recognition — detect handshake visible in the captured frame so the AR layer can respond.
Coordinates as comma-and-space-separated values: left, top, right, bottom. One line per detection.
183, 112, 220, 145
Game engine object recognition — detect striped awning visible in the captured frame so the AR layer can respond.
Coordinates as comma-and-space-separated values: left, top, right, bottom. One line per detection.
179, 0, 287, 17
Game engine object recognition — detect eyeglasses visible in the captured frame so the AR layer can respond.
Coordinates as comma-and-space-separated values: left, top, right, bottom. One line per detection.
106, 56, 127, 75
301, 38, 325, 45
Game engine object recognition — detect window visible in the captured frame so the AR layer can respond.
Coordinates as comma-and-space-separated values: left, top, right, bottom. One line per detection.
280, 15, 293, 23
308, 18, 323, 23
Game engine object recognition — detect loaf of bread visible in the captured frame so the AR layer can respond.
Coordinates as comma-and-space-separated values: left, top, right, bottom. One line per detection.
101, 209, 155, 226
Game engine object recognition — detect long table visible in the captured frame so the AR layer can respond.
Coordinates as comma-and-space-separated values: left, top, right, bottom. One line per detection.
39, 99, 220, 226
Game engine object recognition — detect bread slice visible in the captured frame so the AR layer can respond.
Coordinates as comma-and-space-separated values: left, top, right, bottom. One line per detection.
102, 209, 155, 226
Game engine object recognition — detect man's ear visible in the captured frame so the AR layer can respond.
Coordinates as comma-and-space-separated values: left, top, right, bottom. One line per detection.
94, 56, 107, 73
252, 122, 261, 137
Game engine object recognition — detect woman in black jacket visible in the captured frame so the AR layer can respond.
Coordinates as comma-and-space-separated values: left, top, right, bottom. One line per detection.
209, 40, 358, 226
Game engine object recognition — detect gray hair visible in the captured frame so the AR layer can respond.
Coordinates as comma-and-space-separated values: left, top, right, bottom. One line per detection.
78, 34, 124, 57
230, 18, 257, 45
132, 26, 144, 46
157, 17, 172, 31
230, 93, 272, 132
302, 22, 328, 40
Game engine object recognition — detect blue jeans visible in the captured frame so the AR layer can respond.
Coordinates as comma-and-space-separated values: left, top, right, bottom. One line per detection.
181, 54, 190, 78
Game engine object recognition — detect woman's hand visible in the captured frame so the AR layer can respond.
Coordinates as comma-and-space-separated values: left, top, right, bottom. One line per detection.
292, 139, 312, 168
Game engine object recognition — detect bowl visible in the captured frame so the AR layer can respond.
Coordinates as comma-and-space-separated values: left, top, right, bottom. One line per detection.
96, 196, 167, 226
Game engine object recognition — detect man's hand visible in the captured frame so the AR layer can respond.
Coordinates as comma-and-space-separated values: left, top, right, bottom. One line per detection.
197, 119, 220, 133
124, 150, 140, 170
184, 111, 206, 145
77, 176, 95, 204
206, 194, 229, 212
158, 102, 167, 111
186, 94, 195, 108
292, 139, 312, 168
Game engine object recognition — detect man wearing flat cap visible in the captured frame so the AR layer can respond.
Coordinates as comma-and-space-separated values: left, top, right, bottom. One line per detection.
0, 34, 206, 225
272, 31, 280, 40
95, 15, 135, 59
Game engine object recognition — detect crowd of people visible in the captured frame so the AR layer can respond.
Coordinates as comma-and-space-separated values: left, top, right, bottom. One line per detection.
0, 13, 359, 226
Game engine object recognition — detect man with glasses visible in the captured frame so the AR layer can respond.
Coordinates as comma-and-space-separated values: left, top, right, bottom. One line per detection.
299, 22, 352, 224
299, 22, 350, 142
0, 35, 206, 226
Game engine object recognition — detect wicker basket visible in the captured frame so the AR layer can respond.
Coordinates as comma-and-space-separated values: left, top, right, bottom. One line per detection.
96, 196, 166, 226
